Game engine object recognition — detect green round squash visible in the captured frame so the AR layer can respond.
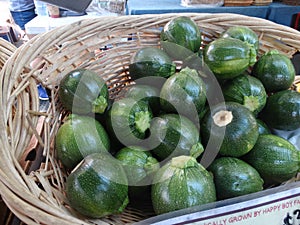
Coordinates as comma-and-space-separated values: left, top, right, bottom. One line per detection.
129, 47, 176, 80
160, 67, 207, 123
256, 118, 271, 135
115, 146, 160, 202
201, 102, 259, 157
58, 68, 109, 115
243, 134, 300, 185
115, 146, 160, 186
66, 153, 129, 218
222, 74, 267, 116
208, 157, 264, 200
55, 114, 110, 169
148, 114, 204, 161
259, 89, 300, 131
124, 84, 161, 115
220, 26, 259, 52
151, 155, 216, 215
203, 37, 257, 80
252, 50, 296, 93
106, 97, 153, 147
161, 16, 201, 53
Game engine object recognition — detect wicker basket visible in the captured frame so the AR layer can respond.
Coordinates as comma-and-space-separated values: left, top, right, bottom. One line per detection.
282, 0, 300, 5
224, 0, 253, 6
0, 37, 16, 225
252, 0, 272, 5
294, 75, 300, 92
1, 13, 300, 225
0, 38, 16, 70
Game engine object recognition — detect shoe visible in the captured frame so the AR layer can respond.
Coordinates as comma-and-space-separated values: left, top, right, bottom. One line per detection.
37, 84, 49, 101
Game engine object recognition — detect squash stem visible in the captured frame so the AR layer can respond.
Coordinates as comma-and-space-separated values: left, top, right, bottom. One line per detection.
171, 155, 196, 169
213, 110, 233, 127
92, 96, 108, 114
144, 157, 160, 176
190, 142, 204, 159
243, 95, 260, 114
135, 111, 152, 134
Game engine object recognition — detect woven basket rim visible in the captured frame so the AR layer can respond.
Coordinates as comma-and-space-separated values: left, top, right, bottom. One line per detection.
0, 38, 16, 70
1, 13, 300, 225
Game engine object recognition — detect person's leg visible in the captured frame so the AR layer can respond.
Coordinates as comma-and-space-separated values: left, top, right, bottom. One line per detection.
10, 8, 37, 31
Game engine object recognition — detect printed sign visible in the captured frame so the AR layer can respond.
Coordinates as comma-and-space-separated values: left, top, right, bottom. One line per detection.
186, 196, 300, 225
141, 183, 300, 225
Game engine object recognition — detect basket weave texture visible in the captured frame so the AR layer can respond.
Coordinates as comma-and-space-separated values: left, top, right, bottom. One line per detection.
1, 13, 300, 225
0, 38, 16, 70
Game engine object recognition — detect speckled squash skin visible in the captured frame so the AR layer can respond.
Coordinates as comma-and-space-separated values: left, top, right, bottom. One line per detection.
203, 38, 256, 80
259, 90, 300, 131
222, 74, 267, 116
208, 157, 264, 200
58, 68, 109, 115
151, 156, 216, 215
201, 102, 259, 157
243, 134, 300, 185
66, 153, 129, 218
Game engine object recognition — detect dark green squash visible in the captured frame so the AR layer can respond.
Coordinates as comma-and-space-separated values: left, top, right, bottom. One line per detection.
208, 157, 263, 200
259, 89, 300, 131
160, 67, 207, 124
252, 50, 295, 93
106, 97, 153, 147
160, 16, 202, 53
55, 114, 110, 169
129, 47, 176, 81
124, 84, 161, 115
203, 37, 257, 80
201, 102, 259, 157
148, 114, 204, 161
220, 26, 259, 52
243, 134, 300, 185
58, 68, 109, 115
66, 153, 129, 218
151, 155, 216, 215
222, 74, 267, 116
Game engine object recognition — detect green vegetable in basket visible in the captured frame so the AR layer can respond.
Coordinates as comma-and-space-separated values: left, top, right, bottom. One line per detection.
66, 152, 129, 218
203, 37, 257, 80
55, 114, 110, 169
243, 134, 300, 185
115, 146, 160, 201
106, 97, 153, 147
201, 102, 259, 157
259, 89, 300, 131
58, 68, 109, 115
115, 146, 160, 186
161, 16, 201, 53
252, 50, 295, 93
220, 26, 259, 53
256, 118, 271, 135
221, 74, 267, 116
151, 155, 216, 215
129, 47, 176, 81
160, 67, 206, 123
148, 114, 204, 161
124, 84, 161, 116
208, 157, 264, 200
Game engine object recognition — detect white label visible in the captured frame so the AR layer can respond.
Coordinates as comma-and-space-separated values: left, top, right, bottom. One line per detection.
185, 196, 300, 225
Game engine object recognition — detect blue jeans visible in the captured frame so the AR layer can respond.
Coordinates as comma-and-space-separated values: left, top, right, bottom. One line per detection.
10, 8, 37, 30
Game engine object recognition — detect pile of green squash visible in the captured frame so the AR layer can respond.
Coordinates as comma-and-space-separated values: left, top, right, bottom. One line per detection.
54, 16, 300, 219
